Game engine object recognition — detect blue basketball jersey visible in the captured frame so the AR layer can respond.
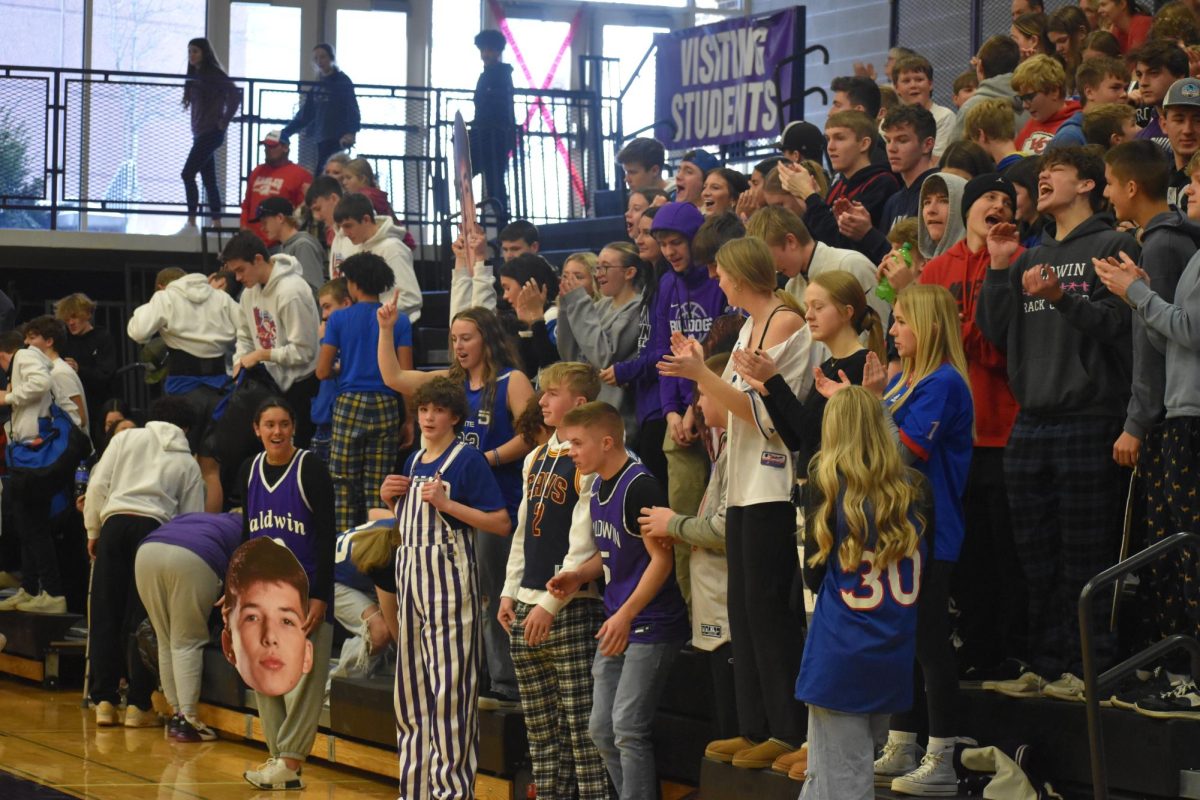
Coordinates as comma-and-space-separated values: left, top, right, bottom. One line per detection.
794, 495, 927, 714
520, 439, 581, 591
335, 518, 393, 595
591, 460, 689, 645
460, 370, 522, 526
247, 449, 318, 586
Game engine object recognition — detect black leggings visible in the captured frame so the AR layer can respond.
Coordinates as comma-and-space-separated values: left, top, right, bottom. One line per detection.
182, 130, 225, 219
891, 558, 960, 738
635, 417, 668, 489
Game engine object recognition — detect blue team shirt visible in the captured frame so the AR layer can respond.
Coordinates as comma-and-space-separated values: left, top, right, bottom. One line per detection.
884, 363, 973, 562
402, 444, 506, 531
311, 377, 337, 425
323, 302, 412, 393
461, 370, 523, 528
795, 493, 927, 714
334, 518, 393, 595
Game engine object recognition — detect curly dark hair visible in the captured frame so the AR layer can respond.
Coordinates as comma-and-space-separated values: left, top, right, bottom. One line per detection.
413, 376, 471, 434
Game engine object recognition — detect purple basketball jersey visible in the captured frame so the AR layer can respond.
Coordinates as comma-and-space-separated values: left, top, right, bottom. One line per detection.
247, 450, 318, 585
591, 460, 688, 645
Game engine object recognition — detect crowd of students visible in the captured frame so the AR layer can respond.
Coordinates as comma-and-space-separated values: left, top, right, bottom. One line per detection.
6, 2, 1200, 798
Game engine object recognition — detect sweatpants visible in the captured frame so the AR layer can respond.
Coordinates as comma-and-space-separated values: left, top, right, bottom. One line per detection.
636, 418, 668, 488
705, 642, 739, 740
257, 621, 333, 761
134, 542, 222, 718
330, 392, 402, 532
801, 706, 889, 800
510, 598, 610, 800
726, 503, 807, 744
891, 559, 960, 738
89, 514, 161, 708
284, 373, 320, 450
953, 446, 1027, 670
9, 472, 63, 597
1140, 419, 1200, 654
394, 529, 481, 800
663, 429, 707, 607
1004, 414, 1125, 677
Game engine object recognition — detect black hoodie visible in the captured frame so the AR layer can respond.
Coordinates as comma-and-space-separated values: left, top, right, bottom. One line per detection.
1124, 209, 1200, 438
977, 212, 1139, 417
804, 163, 900, 251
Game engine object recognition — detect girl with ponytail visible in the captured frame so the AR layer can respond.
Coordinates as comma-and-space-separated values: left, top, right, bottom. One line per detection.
734, 268, 888, 465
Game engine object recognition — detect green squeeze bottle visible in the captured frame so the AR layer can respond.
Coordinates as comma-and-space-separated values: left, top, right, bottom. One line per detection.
876, 241, 912, 304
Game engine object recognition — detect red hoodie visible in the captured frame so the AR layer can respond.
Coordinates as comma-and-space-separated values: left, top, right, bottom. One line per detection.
920, 238, 1021, 448
1016, 100, 1081, 156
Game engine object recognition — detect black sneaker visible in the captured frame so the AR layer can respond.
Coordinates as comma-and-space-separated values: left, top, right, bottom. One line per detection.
1109, 668, 1171, 710
1135, 680, 1200, 720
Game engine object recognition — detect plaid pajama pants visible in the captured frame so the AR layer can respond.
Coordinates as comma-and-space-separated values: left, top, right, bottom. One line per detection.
1003, 414, 1126, 678
510, 598, 611, 800
331, 392, 402, 532
1139, 419, 1200, 651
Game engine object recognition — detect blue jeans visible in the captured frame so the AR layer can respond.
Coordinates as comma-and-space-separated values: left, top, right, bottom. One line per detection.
589, 640, 680, 798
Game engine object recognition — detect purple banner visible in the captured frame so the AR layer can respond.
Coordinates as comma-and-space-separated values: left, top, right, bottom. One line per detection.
654, 9, 798, 149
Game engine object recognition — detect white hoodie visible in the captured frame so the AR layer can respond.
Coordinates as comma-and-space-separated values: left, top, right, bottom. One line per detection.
127, 273, 241, 360
84, 421, 205, 538
329, 216, 422, 322
234, 254, 320, 392
2, 347, 52, 443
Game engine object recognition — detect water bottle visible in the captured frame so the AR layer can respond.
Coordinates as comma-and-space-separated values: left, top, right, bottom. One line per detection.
876, 242, 913, 304
74, 460, 90, 499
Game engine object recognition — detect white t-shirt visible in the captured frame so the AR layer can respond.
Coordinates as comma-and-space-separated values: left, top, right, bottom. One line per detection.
721, 311, 816, 507
50, 357, 87, 430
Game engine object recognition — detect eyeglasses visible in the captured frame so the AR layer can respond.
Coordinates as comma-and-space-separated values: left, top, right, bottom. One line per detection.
1017, 91, 1040, 105
594, 264, 627, 274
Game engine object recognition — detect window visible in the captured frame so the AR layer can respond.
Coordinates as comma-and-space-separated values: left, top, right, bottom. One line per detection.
90, 0, 205, 73
602, 24, 667, 143
430, 1, 482, 91
0, 0, 84, 68
335, 9, 408, 88
229, 2, 302, 83
503, 18, 574, 92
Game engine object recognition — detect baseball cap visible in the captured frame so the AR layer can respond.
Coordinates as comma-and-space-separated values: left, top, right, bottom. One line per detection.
778, 121, 826, 163
681, 149, 720, 174
961, 173, 1017, 224
261, 129, 286, 146
253, 196, 294, 221
1163, 77, 1200, 109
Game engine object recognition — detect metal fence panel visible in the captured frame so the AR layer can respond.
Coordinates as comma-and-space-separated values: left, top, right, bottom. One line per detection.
0, 75, 50, 201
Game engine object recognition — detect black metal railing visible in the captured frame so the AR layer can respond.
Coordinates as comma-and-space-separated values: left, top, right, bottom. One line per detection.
0, 65, 615, 247
1079, 531, 1200, 800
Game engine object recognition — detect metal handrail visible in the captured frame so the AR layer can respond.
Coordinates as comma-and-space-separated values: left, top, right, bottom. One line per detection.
1078, 531, 1200, 800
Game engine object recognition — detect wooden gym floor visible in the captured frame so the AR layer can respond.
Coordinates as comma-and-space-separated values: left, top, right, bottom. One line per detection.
0, 677, 396, 799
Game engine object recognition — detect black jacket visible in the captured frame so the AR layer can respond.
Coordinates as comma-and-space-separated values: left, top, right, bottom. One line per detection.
474, 62, 516, 129
282, 69, 361, 143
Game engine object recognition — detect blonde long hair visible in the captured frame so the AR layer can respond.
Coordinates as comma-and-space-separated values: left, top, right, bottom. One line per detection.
808, 386, 926, 571
883, 285, 970, 419
715, 236, 804, 313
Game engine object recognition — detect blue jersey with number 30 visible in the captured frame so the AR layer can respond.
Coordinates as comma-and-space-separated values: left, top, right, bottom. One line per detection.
794, 492, 927, 714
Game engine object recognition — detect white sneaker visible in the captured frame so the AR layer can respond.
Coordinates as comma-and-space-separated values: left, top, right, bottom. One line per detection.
891, 750, 959, 796
1042, 672, 1086, 702
874, 740, 923, 786
244, 757, 304, 790
0, 588, 33, 611
95, 700, 119, 726
123, 705, 162, 728
16, 591, 67, 614
988, 669, 1046, 698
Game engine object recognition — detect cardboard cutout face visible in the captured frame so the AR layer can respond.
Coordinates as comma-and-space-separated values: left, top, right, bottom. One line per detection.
221, 539, 315, 697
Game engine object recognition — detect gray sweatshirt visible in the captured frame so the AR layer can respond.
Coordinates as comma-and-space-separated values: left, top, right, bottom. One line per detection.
556, 287, 643, 435
281, 230, 328, 294
1123, 210, 1200, 438
1127, 246, 1200, 420
951, 74, 1029, 143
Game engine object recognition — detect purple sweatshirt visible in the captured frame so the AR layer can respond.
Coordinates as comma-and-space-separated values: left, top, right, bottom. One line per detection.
139, 512, 243, 580
611, 301, 663, 425
652, 263, 728, 416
